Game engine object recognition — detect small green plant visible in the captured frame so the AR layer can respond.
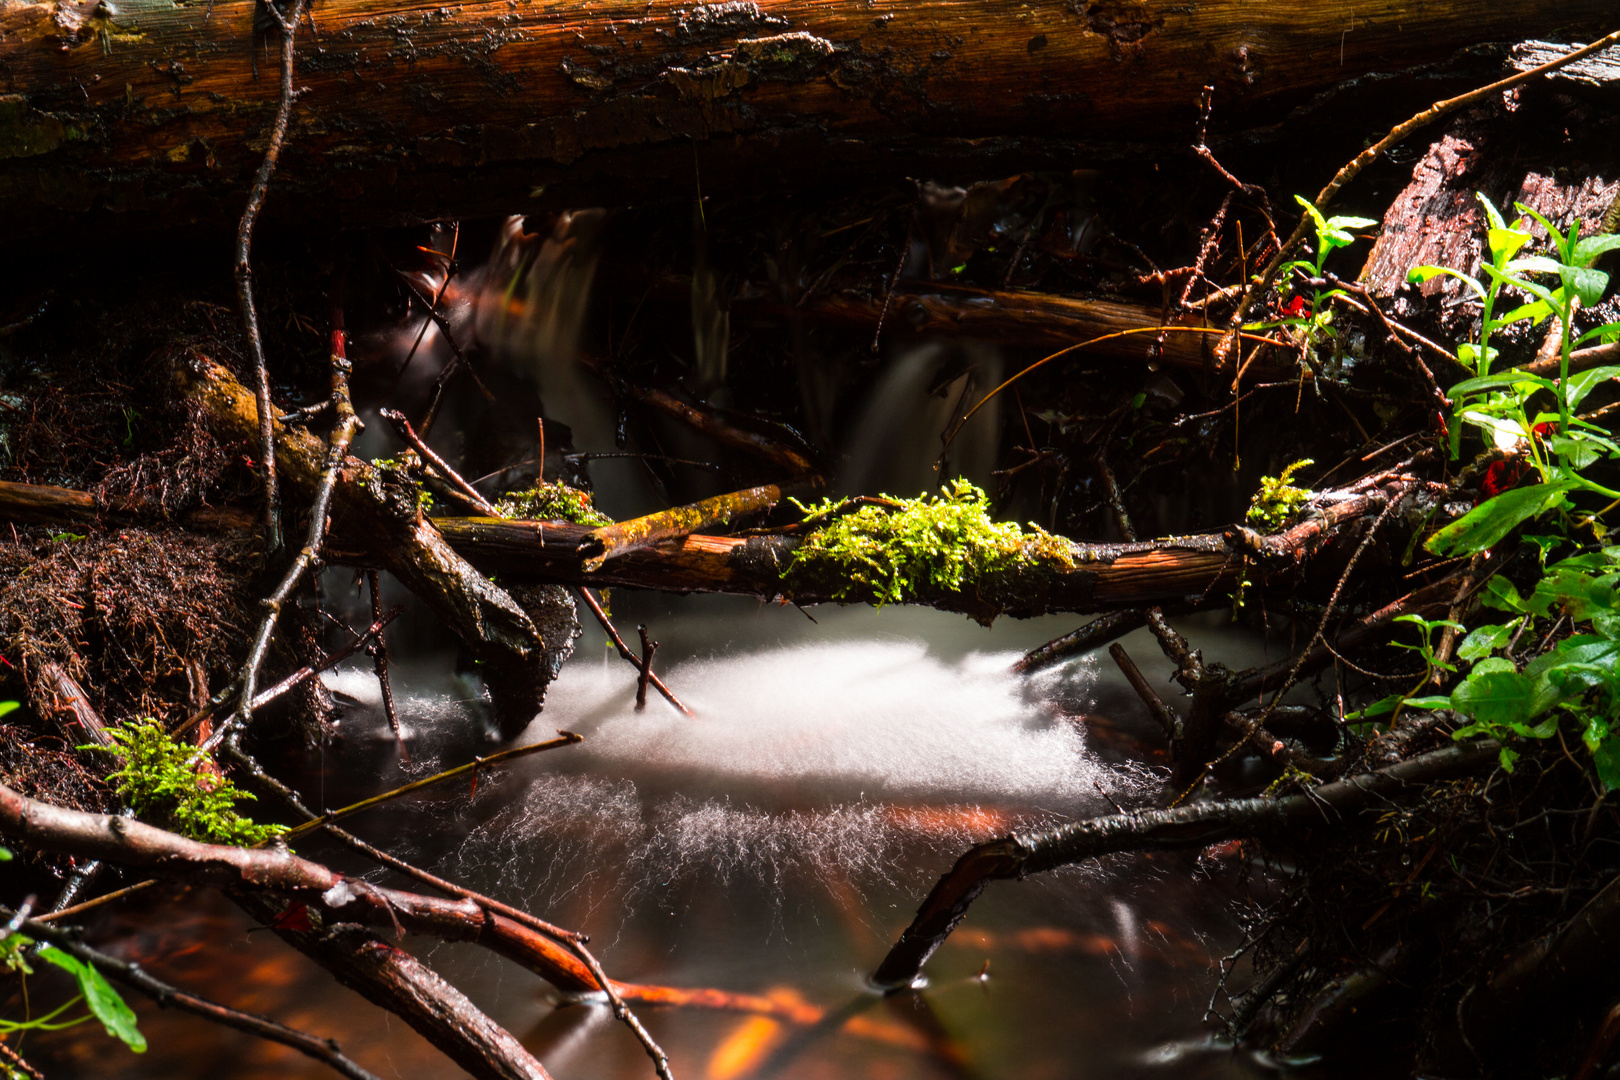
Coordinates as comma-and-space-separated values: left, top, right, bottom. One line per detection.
1360, 197, 1620, 787
1246, 458, 1315, 532
495, 481, 613, 526
1, 934, 146, 1055
88, 720, 285, 847
786, 480, 1072, 606
1247, 197, 1378, 368
1421, 199, 1620, 559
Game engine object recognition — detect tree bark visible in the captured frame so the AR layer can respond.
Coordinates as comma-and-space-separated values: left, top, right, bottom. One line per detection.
0, 466, 1406, 627
1, 0, 1612, 236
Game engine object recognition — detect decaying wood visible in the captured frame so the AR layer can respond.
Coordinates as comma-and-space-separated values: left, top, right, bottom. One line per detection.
580, 482, 794, 570
171, 352, 554, 738
870, 738, 1502, 989
1360, 93, 1620, 301
756, 282, 1286, 377
1, 0, 1613, 235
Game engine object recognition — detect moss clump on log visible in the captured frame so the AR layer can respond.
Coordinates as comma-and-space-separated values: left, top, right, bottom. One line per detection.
787, 481, 1075, 607
91, 720, 284, 848
494, 482, 612, 527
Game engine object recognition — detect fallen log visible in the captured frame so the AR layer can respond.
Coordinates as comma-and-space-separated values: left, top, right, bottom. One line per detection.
2, 0, 1612, 236
0, 470, 1400, 625
745, 282, 1291, 378
870, 738, 1502, 989
171, 352, 562, 738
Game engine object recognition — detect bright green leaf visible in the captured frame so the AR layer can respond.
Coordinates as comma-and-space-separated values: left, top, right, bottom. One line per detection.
1574, 233, 1620, 265
1425, 483, 1574, 557
1564, 366, 1620, 411
1451, 669, 1535, 728
36, 947, 146, 1053
1562, 265, 1610, 307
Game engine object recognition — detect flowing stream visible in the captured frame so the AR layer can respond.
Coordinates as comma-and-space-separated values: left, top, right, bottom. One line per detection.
24, 218, 1290, 1079
40, 593, 1288, 1080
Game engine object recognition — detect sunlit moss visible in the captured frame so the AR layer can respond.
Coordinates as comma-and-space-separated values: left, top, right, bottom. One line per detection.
1246, 459, 1315, 532
787, 480, 1074, 606
494, 481, 613, 526
88, 720, 285, 848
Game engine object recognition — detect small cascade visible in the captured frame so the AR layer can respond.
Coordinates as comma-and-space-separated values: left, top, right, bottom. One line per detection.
839, 340, 1003, 497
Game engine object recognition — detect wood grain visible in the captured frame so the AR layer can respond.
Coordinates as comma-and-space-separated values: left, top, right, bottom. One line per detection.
1, 0, 1612, 233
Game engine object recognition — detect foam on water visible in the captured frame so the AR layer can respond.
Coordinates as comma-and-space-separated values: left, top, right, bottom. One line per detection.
535, 639, 1110, 804
409, 635, 1138, 914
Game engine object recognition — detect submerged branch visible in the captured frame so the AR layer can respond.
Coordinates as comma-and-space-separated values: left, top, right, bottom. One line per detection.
871, 739, 1501, 989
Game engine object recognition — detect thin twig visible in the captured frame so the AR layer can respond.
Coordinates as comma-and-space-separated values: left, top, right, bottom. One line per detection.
365, 570, 407, 762
378, 408, 499, 516
203, 307, 362, 755
5, 907, 381, 1080
33, 879, 159, 924
0, 1035, 43, 1080
576, 587, 693, 715
234, 0, 309, 562
635, 625, 656, 711
566, 940, 675, 1080
278, 732, 582, 843
173, 606, 401, 740
223, 743, 586, 944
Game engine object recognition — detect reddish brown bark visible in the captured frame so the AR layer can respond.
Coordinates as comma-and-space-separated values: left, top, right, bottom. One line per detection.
0, 0, 1611, 235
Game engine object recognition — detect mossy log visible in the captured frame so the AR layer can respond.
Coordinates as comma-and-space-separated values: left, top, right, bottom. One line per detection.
0, 466, 1402, 627
170, 352, 560, 737
421, 487, 1395, 623
1, 0, 1613, 236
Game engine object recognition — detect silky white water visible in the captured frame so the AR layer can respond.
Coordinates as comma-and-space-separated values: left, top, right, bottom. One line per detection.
322, 602, 1150, 919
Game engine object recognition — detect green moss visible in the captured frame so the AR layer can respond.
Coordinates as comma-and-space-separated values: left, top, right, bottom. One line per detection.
786, 480, 1073, 606
495, 481, 613, 526
1246, 459, 1315, 532
88, 720, 285, 848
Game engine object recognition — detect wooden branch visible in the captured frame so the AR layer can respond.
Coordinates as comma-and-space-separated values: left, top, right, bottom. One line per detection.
579, 483, 790, 571
230, 893, 554, 1080
0, 474, 1393, 625
1013, 610, 1149, 674
870, 739, 1502, 989
758, 282, 1285, 377
171, 352, 553, 738
4, 908, 382, 1080
2, 0, 1611, 235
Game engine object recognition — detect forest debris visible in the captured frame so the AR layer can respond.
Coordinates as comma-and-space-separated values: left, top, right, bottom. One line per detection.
871, 739, 1502, 989
171, 352, 556, 738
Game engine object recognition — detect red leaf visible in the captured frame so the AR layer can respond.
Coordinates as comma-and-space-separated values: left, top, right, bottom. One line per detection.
270, 903, 312, 933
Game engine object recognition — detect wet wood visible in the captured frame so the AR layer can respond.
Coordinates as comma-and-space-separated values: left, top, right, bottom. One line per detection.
1, 0, 1611, 235
580, 483, 793, 571
754, 282, 1276, 376
1360, 95, 1620, 300
170, 352, 553, 738
871, 738, 1502, 989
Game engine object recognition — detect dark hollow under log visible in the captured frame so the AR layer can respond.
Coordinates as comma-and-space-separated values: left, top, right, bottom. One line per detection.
1, 0, 1614, 237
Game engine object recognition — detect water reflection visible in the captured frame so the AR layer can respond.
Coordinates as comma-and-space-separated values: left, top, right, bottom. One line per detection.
22, 601, 1281, 1079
